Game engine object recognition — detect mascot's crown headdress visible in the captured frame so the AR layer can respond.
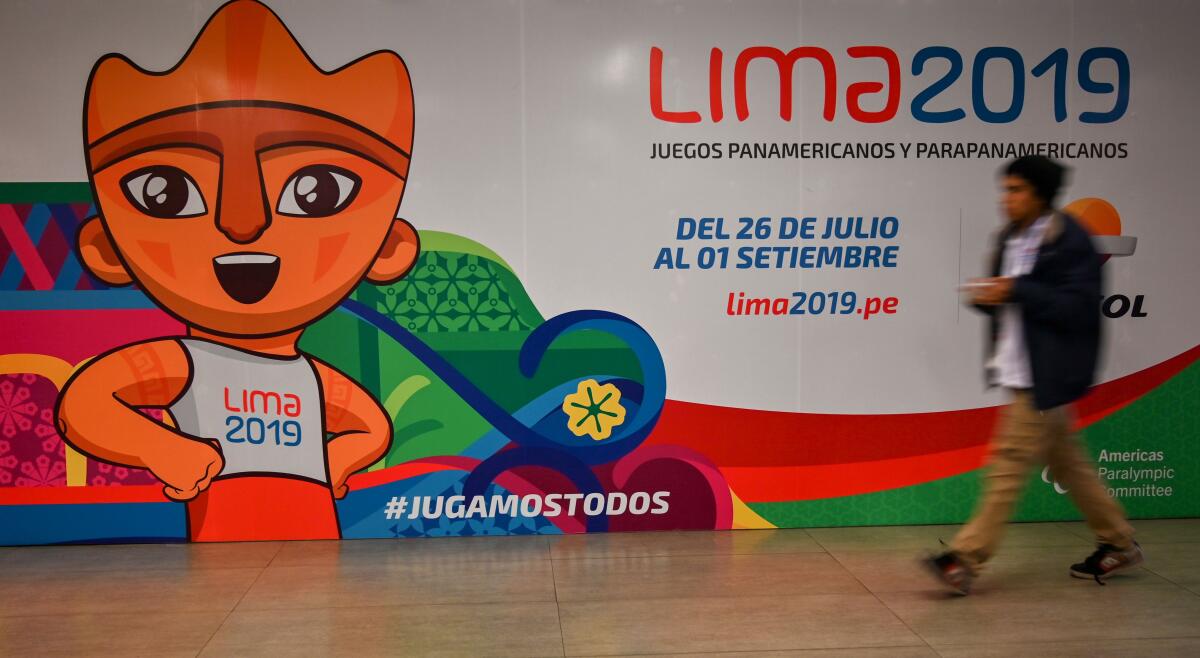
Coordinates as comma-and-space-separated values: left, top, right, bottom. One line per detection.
84, 0, 413, 162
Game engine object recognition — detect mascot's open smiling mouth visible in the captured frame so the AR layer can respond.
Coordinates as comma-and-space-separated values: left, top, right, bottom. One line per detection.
213, 252, 280, 304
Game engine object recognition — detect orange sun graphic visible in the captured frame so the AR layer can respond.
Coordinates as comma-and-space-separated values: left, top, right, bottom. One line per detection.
1064, 197, 1137, 262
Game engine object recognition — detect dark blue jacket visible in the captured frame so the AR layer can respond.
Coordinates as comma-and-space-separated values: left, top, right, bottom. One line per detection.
976, 211, 1103, 410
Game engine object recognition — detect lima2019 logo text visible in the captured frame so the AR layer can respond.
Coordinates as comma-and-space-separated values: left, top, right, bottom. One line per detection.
650, 46, 1129, 124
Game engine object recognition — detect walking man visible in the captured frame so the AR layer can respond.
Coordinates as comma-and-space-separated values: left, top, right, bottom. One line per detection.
923, 156, 1142, 594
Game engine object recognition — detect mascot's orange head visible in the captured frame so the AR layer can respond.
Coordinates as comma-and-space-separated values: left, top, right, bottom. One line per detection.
79, 0, 418, 337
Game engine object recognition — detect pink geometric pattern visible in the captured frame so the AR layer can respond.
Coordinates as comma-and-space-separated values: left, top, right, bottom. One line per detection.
0, 373, 65, 486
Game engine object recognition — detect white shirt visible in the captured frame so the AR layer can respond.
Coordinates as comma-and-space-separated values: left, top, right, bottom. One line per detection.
170, 339, 328, 484
988, 213, 1052, 389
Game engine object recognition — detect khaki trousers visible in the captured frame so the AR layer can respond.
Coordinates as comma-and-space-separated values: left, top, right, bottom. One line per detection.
950, 390, 1134, 571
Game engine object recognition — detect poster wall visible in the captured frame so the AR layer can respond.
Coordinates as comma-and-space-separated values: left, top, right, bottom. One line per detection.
0, 0, 1196, 544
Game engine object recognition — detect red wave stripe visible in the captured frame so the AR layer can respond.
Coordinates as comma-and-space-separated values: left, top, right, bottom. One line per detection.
648, 345, 1199, 470
1074, 345, 1200, 426
724, 445, 989, 502
652, 401, 996, 468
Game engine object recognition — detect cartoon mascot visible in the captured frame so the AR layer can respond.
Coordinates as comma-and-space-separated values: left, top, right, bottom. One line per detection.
57, 0, 417, 541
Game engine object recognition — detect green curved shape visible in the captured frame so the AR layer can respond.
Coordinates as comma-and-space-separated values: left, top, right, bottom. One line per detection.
383, 374, 432, 417
418, 230, 518, 273
368, 374, 433, 471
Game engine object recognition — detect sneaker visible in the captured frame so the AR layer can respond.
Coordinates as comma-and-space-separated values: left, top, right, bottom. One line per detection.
921, 551, 975, 595
1070, 542, 1144, 584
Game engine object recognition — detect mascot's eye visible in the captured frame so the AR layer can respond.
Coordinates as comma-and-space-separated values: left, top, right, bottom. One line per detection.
276, 165, 361, 217
121, 166, 207, 218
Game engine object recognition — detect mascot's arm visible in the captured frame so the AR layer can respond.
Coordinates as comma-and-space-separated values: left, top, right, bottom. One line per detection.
314, 359, 393, 499
57, 339, 223, 500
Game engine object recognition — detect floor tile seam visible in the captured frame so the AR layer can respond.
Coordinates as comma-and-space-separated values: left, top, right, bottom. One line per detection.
1054, 521, 1097, 541
196, 562, 272, 656
1135, 555, 1196, 579
824, 542, 939, 655
1129, 566, 1194, 588
262, 541, 285, 569
549, 552, 569, 658
800, 527, 838, 554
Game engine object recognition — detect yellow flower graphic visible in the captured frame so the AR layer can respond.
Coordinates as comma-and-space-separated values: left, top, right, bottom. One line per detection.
562, 379, 627, 441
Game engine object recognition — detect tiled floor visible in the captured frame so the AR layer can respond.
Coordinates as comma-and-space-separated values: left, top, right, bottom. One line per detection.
1, 520, 1198, 657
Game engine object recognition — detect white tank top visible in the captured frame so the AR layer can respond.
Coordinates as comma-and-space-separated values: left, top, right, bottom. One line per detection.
169, 339, 328, 484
